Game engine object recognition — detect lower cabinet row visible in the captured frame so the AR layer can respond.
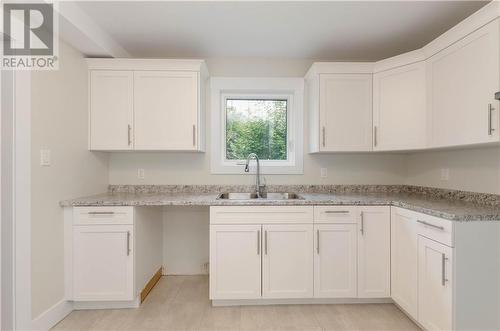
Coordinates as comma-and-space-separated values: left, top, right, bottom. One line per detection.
209, 206, 391, 300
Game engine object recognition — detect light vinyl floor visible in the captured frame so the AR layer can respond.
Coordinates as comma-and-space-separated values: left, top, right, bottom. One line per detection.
53, 276, 420, 331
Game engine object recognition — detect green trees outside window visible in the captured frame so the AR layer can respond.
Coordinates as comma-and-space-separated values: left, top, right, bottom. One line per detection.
225, 99, 287, 160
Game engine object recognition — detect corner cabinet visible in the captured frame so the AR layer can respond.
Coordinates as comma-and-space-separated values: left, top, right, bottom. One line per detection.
306, 64, 373, 152
427, 19, 500, 148
88, 59, 208, 151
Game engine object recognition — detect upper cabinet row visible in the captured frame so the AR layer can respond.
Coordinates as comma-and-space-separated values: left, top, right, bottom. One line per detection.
307, 18, 500, 153
88, 59, 208, 151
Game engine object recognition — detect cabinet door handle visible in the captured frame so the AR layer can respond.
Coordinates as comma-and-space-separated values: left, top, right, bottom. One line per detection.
441, 253, 449, 286
322, 127, 326, 147
192, 124, 196, 146
374, 126, 378, 147
127, 125, 132, 146
325, 210, 349, 214
488, 104, 495, 136
264, 230, 268, 255
88, 211, 114, 215
417, 220, 444, 231
316, 229, 320, 254
126, 231, 131, 256
257, 230, 260, 255
360, 211, 364, 235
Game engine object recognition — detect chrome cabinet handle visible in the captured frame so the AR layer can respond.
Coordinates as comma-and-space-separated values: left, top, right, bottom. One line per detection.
126, 231, 131, 256
88, 211, 114, 215
325, 210, 349, 214
322, 127, 326, 147
360, 211, 364, 235
316, 229, 320, 254
258, 230, 261, 255
374, 126, 378, 147
488, 104, 495, 135
417, 220, 444, 231
127, 124, 132, 146
441, 253, 448, 286
192, 124, 196, 146
265, 231, 268, 255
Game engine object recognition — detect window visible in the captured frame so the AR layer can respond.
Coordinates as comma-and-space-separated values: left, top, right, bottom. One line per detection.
211, 78, 304, 174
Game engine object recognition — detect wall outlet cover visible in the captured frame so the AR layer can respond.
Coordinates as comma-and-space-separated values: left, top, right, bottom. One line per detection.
137, 168, 145, 179
40, 149, 51, 166
440, 168, 450, 181
320, 168, 328, 178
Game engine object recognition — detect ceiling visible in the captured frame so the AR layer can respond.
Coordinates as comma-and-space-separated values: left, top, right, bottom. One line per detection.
71, 1, 488, 61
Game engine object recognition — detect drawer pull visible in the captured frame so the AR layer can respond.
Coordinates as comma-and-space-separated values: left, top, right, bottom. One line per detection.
360, 211, 364, 235
126, 231, 131, 256
257, 230, 260, 255
324, 210, 349, 214
417, 220, 444, 231
88, 211, 115, 215
441, 253, 449, 286
316, 229, 320, 254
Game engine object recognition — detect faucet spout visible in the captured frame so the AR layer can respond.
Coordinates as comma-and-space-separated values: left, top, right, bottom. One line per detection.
244, 153, 264, 197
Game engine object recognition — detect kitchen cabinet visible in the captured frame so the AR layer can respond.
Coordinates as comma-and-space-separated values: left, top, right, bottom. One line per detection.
87, 59, 208, 152
134, 71, 200, 150
357, 206, 390, 298
262, 224, 313, 299
89, 70, 134, 150
427, 19, 500, 148
390, 207, 418, 318
73, 224, 134, 301
209, 225, 262, 300
417, 235, 453, 331
373, 62, 426, 151
314, 224, 357, 298
306, 64, 373, 153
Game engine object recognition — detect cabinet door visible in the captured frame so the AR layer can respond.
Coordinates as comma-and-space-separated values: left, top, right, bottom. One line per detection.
418, 236, 453, 331
89, 71, 133, 150
427, 20, 500, 148
134, 71, 199, 150
209, 225, 261, 300
73, 225, 134, 301
314, 224, 357, 298
373, 62, 426, 151
319, 74, 372, 151
357, 206, 390, 298
262, 224, 313, 298
391, 208, 418, 318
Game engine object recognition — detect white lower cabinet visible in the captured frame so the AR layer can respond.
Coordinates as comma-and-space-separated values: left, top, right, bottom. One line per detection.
262, 224, 313, 298
390, 207, 418, 318
357, 206, 391, 298
418, 235, 453, 331
314, 224, 357, 298
209, 225, 261, 300
73, 224, 134, 301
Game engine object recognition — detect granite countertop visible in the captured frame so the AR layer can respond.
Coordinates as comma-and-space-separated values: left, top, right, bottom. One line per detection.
60, 188, 500, 222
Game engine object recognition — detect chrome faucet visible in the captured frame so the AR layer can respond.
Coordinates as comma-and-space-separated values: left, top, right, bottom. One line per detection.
244, 153, 265, 198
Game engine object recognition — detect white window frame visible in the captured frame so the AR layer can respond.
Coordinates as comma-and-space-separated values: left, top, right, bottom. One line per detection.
210, 77, 304, 174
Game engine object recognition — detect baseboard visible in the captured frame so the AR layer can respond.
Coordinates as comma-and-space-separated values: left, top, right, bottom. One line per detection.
212, 297, 393, 306
31, 299, 73, 331
141, 267, 162, 303
73, 296, 140, 310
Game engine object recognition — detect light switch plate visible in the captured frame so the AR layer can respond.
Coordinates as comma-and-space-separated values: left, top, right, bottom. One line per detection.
40, 149, 51, 166
440, 168, 450, 181
137, 168, 145, 179
320, 168, 328, 178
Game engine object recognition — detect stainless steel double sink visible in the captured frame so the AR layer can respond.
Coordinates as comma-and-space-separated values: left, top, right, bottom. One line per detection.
217, 192, 302, 200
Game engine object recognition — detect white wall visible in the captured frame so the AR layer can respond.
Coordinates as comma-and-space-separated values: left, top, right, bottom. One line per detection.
31, 41, 109, 318
405, 147, 500, 194
108, 58, 408, 186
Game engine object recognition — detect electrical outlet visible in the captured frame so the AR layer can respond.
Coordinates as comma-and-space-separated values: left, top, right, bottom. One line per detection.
320, 168, 328, 178
202, 262, 209, 274
40, 149, 51, 166
440, 168, 450, 181
137, 168, 145, 179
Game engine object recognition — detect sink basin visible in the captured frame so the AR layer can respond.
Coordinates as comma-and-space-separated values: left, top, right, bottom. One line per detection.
217, 192, 302, 200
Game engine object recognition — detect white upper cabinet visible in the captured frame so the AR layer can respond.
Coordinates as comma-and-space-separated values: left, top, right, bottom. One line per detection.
306, 64, 373, 153
87, 59, 208, 151
134, 71, 199, 150
373, 61, 426, 151
89, 71, 134, 150
427, 19, 500, 148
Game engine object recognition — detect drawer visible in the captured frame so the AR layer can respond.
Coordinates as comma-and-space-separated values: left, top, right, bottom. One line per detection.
314, 206, 357, 223
73, 207, 134, 225
416, 213, 453, 247
210, 206, 313, 224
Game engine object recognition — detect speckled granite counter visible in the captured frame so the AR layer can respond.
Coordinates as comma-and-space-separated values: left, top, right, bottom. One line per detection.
60, 185, 500, 222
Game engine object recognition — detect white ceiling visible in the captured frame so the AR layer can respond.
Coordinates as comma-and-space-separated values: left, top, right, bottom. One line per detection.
70, 1, 488, 61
